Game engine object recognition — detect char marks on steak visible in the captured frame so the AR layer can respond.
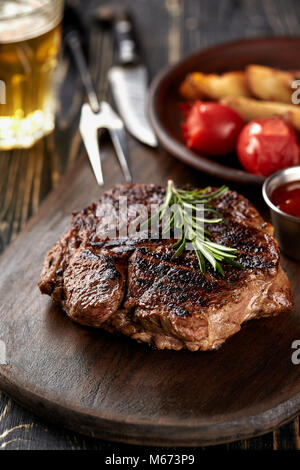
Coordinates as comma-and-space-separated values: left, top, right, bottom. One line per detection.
39, 184, 293, 351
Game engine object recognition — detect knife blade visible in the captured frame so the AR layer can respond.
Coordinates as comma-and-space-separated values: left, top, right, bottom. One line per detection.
108, 10, 157, 148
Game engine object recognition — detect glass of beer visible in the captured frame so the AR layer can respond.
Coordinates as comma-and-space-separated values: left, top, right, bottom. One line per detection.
0, 0, 63, 149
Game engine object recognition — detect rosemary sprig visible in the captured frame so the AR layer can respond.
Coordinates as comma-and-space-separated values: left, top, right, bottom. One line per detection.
140, 180, 241, 276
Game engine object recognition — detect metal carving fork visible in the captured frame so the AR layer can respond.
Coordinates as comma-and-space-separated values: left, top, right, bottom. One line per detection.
65, 29, 132, 185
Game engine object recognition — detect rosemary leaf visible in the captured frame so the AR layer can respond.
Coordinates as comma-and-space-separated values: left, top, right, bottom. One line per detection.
139, 180, 241, 276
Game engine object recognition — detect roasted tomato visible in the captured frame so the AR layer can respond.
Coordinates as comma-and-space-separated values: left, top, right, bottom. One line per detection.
182, 101, 245, 155
237, 117, 300, 176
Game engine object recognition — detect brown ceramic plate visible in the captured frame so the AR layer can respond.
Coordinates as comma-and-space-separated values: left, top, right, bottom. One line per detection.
149, 36, 300, 185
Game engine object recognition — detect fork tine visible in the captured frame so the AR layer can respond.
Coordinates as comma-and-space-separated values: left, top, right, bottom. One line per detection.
81, 128, 104, 186
109, 126, 132, 183
80, 105, 104, 186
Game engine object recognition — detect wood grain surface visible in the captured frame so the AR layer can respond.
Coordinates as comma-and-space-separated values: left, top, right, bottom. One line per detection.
0, 0, 300, 451
1, 141, 300, 447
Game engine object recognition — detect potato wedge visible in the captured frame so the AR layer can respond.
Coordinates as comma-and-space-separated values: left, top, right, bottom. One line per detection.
180, 71, 250, 100
221, 96, 300, 132
179, 74, 206, 100
246, 65, 299, 104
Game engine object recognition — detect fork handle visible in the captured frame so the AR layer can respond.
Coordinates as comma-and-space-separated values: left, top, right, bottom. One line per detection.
113, 10, 141, 66
65, 30, 100, 113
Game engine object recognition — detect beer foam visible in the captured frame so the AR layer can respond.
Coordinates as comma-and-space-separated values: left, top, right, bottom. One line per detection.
0, 1, 62, 43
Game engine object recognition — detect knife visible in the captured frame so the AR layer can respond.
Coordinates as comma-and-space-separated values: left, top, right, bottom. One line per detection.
108, 10, 157, 148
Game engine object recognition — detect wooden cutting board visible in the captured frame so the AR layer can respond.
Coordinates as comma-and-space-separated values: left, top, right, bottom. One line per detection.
0, 148, 300, 447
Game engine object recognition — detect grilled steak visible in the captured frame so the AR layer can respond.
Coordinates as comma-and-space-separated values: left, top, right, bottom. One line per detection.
39, 184, 293, 351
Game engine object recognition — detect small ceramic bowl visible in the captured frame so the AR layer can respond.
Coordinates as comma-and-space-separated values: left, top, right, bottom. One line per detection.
262, 166, 300, 261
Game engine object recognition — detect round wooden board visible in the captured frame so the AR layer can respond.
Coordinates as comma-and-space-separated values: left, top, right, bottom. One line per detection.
148, 36, 300, 186
0, 155, 300, 447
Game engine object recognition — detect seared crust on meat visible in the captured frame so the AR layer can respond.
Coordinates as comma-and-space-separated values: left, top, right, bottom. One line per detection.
39, 184, 293, 351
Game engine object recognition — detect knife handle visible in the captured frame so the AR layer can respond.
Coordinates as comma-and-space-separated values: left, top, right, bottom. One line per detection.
113, 11, 141, 66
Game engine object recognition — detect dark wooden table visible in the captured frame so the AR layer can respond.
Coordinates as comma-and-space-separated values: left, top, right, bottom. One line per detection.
0, 0, 300, 451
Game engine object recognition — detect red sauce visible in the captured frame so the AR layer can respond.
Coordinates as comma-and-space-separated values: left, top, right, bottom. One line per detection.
271, 180, 300, 218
